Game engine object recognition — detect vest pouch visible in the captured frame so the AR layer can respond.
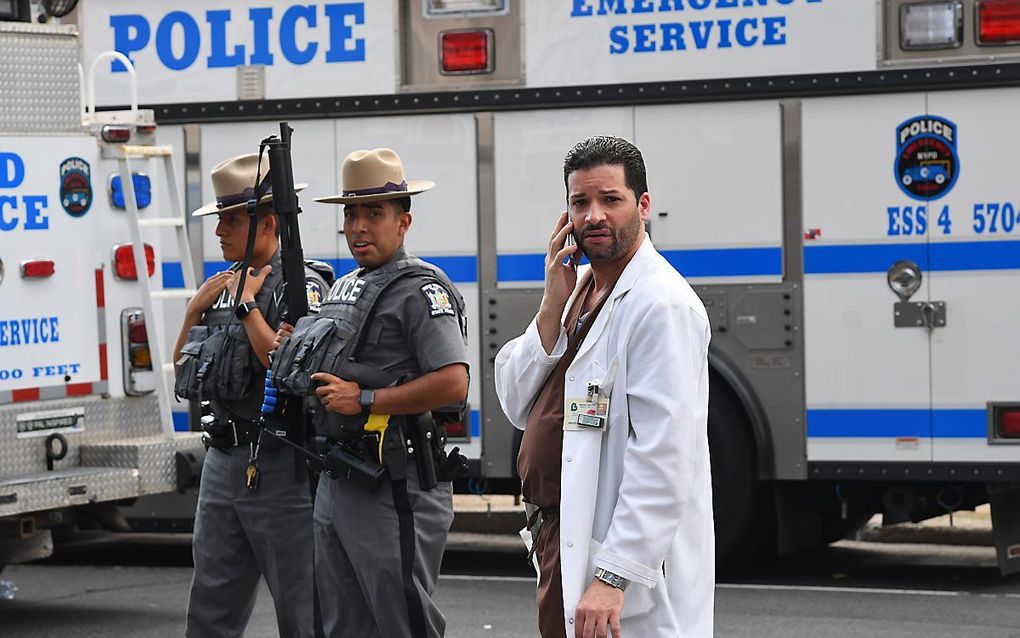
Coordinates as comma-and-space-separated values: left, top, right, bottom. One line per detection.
280, 317, 340, 396
211, 324, 260, 401
173, 325, 210, 401
270, 315, 319, 388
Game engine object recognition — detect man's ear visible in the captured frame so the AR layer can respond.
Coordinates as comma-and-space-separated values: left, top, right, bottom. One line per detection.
398, 211, 413, 236
260, 212, 278, 236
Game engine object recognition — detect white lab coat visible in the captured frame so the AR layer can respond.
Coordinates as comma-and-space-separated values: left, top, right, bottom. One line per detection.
495, 236, 714, 637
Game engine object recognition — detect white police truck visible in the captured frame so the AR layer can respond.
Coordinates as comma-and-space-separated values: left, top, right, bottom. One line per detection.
0, 11, 201, 570
74, 0, 1020, 570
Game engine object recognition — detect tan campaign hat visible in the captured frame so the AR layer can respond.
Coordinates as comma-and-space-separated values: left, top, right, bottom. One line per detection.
192, 152, 307, 217
314, 148, 434, 205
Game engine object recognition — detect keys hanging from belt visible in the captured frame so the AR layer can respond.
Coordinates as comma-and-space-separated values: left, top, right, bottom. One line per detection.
246, 433, 262, 491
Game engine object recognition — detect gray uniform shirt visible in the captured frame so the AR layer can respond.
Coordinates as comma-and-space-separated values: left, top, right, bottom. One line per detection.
354, 246, 468, 381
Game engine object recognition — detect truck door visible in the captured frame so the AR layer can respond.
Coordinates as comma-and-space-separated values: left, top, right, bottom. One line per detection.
0, 139, 103, 401
924, 89, 1020, 464
802, 94, 933, 463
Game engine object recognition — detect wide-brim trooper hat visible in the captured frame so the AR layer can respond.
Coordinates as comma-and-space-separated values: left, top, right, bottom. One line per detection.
314, 148, 434, 205
192, 152, 307, 217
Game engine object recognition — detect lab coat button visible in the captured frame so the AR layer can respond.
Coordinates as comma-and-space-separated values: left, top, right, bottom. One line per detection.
567, 541, 574, 548
566, 456, 573, 462
569, 619, 574, 625
568, 376, 574, 381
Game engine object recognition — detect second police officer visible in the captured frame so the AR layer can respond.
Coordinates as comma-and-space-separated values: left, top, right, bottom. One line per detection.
271, 148, 470, 638
173, 152, 333, 638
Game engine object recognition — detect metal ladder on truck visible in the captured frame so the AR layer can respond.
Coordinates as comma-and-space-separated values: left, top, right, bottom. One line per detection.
83, 52, 198, 437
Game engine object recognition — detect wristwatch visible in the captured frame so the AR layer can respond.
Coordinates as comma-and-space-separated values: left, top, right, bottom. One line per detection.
593, 567, 628, 591
359, 388, 376, 416
234, 301, 255, 320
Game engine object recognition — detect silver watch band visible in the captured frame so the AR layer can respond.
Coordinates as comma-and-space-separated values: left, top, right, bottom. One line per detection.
593, 567, 628, 590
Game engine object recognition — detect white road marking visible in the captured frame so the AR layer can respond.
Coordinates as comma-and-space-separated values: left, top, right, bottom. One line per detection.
719, 583, 963, 597
441, 574, 535, 583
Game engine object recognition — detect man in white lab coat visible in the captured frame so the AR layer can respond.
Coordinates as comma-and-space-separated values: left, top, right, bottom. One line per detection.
495, 136, 714, 638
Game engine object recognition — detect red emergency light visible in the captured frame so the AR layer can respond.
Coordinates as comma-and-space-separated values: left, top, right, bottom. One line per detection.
101, 125, 132, 143
999, 408, 1020, 437
20, 259, 55, 278
978, 0, 1020, 44
441, 30, 493, 74
113, 243, 155, 280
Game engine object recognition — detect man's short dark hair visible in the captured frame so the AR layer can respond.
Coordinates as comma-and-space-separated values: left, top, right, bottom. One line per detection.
396, 196, 411, 213
563, 136, 648, 201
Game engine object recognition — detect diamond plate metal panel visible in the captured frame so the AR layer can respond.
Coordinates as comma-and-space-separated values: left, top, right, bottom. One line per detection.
80, 433, 204, 494
0, 467, 139, 518
0, 395, 166, 480
0, 23, 82, 136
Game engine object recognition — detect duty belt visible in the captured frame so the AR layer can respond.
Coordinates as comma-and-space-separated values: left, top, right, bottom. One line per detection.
203, 418, 261, 448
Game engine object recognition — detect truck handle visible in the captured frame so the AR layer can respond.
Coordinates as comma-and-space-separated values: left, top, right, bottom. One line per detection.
84, 51, 139, 124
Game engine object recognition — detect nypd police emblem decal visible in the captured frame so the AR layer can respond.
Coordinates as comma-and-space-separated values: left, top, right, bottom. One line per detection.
420, 282, 455, 317
894, 116, 959, 201
59, 157, 93, 217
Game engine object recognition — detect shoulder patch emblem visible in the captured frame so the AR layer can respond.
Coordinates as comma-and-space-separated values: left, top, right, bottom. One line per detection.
306, 280, 324, 312
420, 282, 455, 317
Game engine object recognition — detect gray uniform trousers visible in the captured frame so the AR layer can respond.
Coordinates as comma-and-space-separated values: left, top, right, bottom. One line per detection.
186, 445, 315, 638
314, 463, 454, 638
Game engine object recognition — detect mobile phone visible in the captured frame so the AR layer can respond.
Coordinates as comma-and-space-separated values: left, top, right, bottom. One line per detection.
565, 232, 577, 271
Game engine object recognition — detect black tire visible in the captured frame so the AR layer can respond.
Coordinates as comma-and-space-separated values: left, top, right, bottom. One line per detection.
708, 375, 770, 569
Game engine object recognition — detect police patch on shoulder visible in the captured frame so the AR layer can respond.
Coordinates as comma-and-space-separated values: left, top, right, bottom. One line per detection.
419, 282, 455, 318
306, 280, 324, 312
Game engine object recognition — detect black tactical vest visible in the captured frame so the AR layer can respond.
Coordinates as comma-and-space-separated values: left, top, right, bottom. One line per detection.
174, 262, 285, 423
270, 255, 466, 440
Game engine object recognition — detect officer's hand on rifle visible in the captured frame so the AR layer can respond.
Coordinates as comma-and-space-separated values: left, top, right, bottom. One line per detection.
310, 372, 361, 415
186, 271, 233, 317
228, 264, 273, 304
273, 322, 294, 351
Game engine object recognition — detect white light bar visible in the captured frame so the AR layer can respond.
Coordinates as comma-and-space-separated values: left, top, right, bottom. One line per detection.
900, 2, 964, 50
425, 0, 508, 17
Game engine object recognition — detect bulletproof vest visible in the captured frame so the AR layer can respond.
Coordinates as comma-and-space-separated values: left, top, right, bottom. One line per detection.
173, 263, 285, 423
270, 255, 466, 439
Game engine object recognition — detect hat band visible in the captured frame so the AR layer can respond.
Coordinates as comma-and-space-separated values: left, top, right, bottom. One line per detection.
342, 180, 407, 197
217, 186, 271, 209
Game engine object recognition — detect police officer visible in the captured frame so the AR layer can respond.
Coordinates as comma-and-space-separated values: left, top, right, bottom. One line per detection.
273, 148, 469, 638
172, 152, 332, 638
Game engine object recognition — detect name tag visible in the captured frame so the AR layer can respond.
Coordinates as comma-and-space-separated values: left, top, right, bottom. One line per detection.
564, 383, 610, 432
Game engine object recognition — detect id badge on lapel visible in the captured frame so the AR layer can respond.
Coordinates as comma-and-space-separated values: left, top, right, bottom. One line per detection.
564, 380, 610, 432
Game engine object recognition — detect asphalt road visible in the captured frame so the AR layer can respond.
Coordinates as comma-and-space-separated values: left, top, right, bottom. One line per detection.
2, 535, 1020, 637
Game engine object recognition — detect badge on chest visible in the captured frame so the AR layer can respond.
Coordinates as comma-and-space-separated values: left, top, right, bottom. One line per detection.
564, 381, 610, 432
327, 276, 367, 305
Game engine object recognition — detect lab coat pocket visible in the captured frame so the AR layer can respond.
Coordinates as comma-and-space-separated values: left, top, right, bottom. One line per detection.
587, 538, 656, 620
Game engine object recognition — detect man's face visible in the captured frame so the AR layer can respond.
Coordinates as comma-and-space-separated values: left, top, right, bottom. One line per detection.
215, 209, 274, 262
214, 210, 253, 262
566, 164, 649, 265
343, 199, 410, 269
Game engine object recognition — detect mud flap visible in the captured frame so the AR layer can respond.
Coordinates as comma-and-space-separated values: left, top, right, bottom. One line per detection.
989, 483, 1020, 576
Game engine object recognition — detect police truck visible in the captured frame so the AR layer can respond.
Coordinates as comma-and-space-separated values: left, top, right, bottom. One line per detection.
73, 0, 1020, 571
0, 4, 202, 571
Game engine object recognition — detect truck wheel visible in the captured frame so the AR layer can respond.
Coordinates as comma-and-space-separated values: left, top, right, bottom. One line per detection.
709, 377, 770, 569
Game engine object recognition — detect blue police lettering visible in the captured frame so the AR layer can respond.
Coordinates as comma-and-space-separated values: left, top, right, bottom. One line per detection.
572, 0, 822, 16
607, 16, 787, 53
109, 3, 367, 73
0, 152, 59, 232
0, 316, 60, 347
0, 368, 23, 381
0, 152, 25, 188
32, 363, 82, 378
887, 205, 927, 237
